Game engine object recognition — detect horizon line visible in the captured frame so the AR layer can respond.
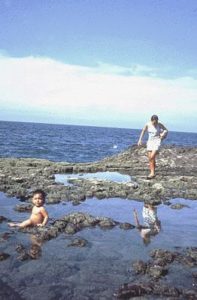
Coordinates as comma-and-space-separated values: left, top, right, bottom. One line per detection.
0, 119, 196, 134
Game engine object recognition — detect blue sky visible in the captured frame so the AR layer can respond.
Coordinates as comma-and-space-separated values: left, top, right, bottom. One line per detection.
0, 0, 197, 132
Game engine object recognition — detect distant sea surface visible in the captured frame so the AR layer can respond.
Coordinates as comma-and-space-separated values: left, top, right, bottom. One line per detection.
0, 121, 196, 163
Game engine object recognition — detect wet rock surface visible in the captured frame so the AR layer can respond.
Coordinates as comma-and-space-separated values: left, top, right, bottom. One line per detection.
0, 252, 10, 261
119, 222, 135, 230
115, 281, 197, 299
14, 203, 33, 212
0, 145, 196, 204
170, 203, 190, 209
0, 232, 12, 242
68, 237, 88, 247
0, 216, 8, 223
17, 212, 134, 242
116, 247, 197, 299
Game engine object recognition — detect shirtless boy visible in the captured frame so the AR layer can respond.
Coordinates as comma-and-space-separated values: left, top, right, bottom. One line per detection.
8, 189, 48, 228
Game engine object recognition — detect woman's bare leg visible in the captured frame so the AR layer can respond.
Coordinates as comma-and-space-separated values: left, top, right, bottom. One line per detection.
148, 151, 157, 176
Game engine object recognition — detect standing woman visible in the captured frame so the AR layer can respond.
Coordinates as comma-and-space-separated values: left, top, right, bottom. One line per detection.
138, 115, 168, 179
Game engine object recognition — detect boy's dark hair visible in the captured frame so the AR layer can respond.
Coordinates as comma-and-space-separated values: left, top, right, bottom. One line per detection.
32, 189, 46, 203
151, 115, 159, 121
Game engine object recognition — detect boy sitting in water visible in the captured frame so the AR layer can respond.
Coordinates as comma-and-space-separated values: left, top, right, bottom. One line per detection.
9, 189, 48, 228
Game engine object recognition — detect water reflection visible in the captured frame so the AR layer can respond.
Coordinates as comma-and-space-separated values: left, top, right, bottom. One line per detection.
55, 171, 131, 186
133, 203, 161, 245
28, 234, 43, 259
15, 234, 43, 261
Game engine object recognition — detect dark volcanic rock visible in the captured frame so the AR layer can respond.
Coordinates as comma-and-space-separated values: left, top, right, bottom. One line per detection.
119, 222, 135, 230
64, 223, 77, 234
182, 289, 197, 300
115, 281, 197, 299
192, 272, 197, 279
170, 203, 190, 209
14, 203, 33, 212
132, 254, 169, 279
15, 243, 26, 253
150, 248, 175, 264
17, 251, 30, 261
187, 247, 197, 261
18, 212, 134, 242
122, 247, 197, 299
132, 260, 147, 274
179, 255, 196, 267
0, 216, 8, 223
98, 217, 117, 228
147, 265, 168, 279
152, 283, 180, 297
114, 282, 153, 298
68, 238, 88, 247
0, 232, 12, 242
177, 247, 197, 267
0, 252, 10, 261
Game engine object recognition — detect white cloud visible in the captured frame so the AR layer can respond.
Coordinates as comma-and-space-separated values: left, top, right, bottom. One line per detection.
0, 55, 196, 131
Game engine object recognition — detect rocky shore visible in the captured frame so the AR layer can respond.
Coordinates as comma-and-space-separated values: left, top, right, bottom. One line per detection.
0, 145, 197, 299
0, 145, 196, 204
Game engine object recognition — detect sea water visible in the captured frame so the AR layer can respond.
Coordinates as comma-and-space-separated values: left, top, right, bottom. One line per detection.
0, 192, 196, 299
0, 120, 196, 162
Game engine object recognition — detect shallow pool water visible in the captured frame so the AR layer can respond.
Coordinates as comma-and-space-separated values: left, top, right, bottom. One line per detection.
55, 171, 132, 186
0, 192, 197, 299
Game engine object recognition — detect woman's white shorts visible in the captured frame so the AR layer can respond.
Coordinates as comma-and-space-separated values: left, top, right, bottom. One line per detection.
147, 138, 161, 151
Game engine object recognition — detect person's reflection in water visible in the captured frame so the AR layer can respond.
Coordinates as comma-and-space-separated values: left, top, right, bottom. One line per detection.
133, 203, 161, 245
15, 234, 43, 260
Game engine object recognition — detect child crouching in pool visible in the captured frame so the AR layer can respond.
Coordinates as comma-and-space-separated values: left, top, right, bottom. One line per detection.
8, 189, 48, 228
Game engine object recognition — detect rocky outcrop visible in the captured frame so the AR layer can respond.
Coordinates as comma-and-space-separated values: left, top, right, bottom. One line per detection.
0, 145, 196, 204
170, 203, 190, 209
115, 247, 197, 299
0, 216, 8, 223
68, 237, 88, 247
17, 212, 134, 242
0, 252, 10, 261
115, 281, 197, 299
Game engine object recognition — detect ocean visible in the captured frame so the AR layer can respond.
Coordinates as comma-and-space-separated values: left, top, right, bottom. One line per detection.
0, 120, 196, 162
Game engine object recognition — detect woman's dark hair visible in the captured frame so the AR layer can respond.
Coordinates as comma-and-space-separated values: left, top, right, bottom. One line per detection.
151, 115, 159, 121
32, 189, 46, 203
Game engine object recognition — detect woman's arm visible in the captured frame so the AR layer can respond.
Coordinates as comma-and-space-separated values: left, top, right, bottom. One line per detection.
159, 123, 168, 139
137, 124, 148, 146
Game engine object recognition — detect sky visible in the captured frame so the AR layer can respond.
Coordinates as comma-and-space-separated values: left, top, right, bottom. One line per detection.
0, 0, 197, 132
